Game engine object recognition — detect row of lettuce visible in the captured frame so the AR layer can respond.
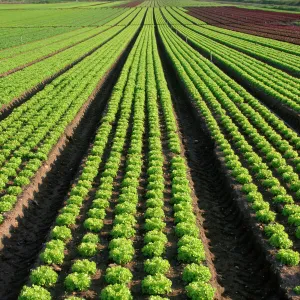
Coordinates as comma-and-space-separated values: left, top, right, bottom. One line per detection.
169, 7, 300, 76
0, 10, 146, 224
160, 7, 300, 114
0, 8, 145, 106
0, 8, 135, 76
174, 7, 300, 57
0, 7, 128, 49
18, 13, 148, 300
18, 16, 216, 300
155, 8, 300, 295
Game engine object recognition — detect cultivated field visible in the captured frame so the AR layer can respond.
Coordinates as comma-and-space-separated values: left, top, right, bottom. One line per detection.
0, 1, 299, 299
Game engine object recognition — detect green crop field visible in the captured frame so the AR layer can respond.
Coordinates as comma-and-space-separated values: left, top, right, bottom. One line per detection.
0, 1, 299, 299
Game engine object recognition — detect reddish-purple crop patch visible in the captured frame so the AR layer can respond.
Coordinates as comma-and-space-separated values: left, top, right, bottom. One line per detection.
119, 0, 142, 7
187, 6, 300, 44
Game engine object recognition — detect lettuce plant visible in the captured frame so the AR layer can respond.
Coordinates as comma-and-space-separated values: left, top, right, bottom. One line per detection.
19, 285, 51, 300
30, 266, 58, 287
142, 274, 172, 295
71, 259, 97, 275
105, 266, 133, 284
78, 242, 97, 257
276, 249, 299, 266
50, 226, 71, 241
64, 272, 91, 291
83, 218, 104, 232
186, 282, 215, 300
183, 264, 211, 283
144, 257, 170, 275
100, 284, 133, 300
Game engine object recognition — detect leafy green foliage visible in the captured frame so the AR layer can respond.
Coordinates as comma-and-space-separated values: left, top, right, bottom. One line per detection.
145, 207, 165, 219
30, 266, 58, 287
276, 249, 299, 266
50, 226, 71, 241
105, 266, 133, 284
256, 209, 275, 223
61, 204, 80, 216
71, 259, 97, 275
82, 233, 99, 244
111, 224, 135, 238
175, 222, 198, 238
64, 272, 91, 291
264, 223, 285, 237
178, 236, 205, 263
183, 264, 211, 284
0, 201, 13, 213
186, 282, 215, 300
18, 285, 51, 300
100, 284, 133, 300
56, 213, 76, 226
83, 218, 104, 232
288, 213, 300, 226
92, 199, 110, 209
109, 238, 134, 265
142, 241, 165, 257
40, 248, 64, 265
88, 208, 106, 219
144, 230, 167, 244
269, 232, 293, 249
144, 218, 166, 231
114, 213, 136, 226
144, 257, 170, 275
294, 286, 300, 295
142, 274, 172, 295
78, 242, 97, 257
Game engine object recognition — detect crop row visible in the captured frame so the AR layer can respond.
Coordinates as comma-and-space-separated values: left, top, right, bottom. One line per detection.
0, 27, 93, 60
0, 8, 145, 106
0, 12, 145, 225
160, 8, 300, 114
17, 17, 147, 300
177, 15, 300, 57
174, 6, 300, 56
18, 12, 217, 298
18, 22, 148, 300
149, 20, 216, 299
155, 8, 300, 294
166, 7, 300, 76
0, 8, 136, 75
156, 8, 300, 248
162, 9, 300, 178
0, 27, 108, 76
0, 7, 127, 28
187, 6, 300, 45
0, 7, 131, 61
0, 27, 72, 51
0, 7, 129, 50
